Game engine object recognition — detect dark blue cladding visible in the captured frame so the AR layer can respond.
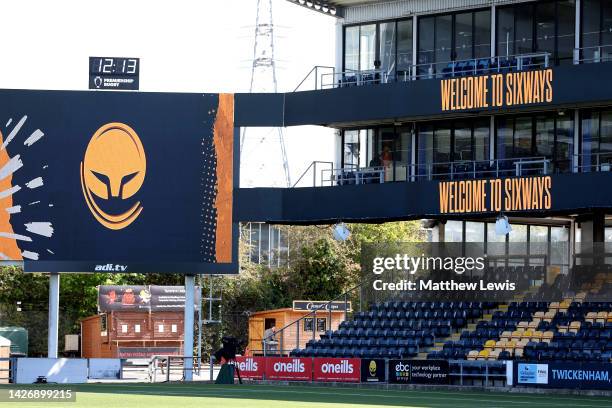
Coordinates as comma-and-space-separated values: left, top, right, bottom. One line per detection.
0, 89, 238, 274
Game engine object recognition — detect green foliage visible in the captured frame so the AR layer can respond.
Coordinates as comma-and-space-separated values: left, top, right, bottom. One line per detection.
0, 221, 424, 356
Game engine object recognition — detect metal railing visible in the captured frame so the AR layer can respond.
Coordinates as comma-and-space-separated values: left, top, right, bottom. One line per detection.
293, 65, 336, 92
292, 161, 334, 187
301, 52, 551, 91
411, 53, 550, 81
320, 69, 389, 89
148, 355, 201, 382
320, 157, 551, 187
574, 152, 612, 173
574, 45, 612, 64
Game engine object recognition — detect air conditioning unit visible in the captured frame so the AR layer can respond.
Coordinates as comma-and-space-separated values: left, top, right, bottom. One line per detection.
64, 334, 79, 352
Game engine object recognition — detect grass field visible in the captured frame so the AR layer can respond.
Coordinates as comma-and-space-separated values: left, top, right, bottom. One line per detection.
1, 383, 611, 408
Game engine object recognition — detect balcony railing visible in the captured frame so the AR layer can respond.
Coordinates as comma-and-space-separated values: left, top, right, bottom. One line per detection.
321, 157, 552, 187
311, 52, 551, 91
574, 45, 612, 64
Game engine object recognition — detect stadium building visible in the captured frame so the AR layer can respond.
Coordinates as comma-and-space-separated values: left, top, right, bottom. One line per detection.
231, 0, 612, 387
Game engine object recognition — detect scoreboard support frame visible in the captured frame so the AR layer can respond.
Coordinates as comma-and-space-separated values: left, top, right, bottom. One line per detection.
48, 273, 60, 358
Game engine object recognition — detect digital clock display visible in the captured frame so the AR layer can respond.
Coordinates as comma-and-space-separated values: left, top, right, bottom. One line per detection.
90, 57, 139, 76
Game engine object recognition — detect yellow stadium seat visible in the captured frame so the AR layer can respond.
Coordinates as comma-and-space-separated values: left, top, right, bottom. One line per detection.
500, 331, 512, 341
484, 340, 496, 350
517, 321, 529, 329
477, 349, 490, 360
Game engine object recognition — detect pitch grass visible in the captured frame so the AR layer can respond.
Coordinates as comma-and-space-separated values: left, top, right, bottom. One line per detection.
1, 383, 611, 408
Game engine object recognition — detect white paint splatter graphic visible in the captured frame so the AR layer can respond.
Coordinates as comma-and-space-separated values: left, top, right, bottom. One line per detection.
0, 185, 21, 199
24, 222, 54, 237
5, 119, 12, 128
0, 232, 32, 242
28, 201, 40, 206
5, 205, 21, 214
0, 155, 23, 181
1, 115, 27, 150
21, 250, 39, 260
46, 249, 54, 255
23, 129, 44, 147
25, 177, 43, 189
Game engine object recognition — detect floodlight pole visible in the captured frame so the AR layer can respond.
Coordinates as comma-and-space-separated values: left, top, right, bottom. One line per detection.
184, 274, 195, 381
48, 273, 60, 358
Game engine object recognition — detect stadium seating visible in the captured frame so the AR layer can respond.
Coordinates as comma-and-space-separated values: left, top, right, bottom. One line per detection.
290, 268, 611, 363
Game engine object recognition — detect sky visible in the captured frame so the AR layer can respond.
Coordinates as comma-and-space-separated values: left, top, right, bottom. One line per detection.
0, 0, 337, 187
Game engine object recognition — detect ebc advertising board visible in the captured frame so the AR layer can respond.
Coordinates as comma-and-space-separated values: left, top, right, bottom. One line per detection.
0, 90, 238, 273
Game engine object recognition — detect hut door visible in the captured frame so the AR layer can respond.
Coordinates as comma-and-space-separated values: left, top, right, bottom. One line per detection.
248, 317, 264, 355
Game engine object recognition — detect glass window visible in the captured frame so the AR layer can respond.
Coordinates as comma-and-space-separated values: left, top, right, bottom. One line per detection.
360, 24, 376, 71
378, 127, 395, 181
250, 223, 260, 263
601, 110, 612, 154
555, 114, 574, 172
454, 122, 472, 161
603, 2, 612, 56
397, 19, 413, 78
304, 318, 314, 332
515, 4, 534, 55
487, 223, 507, 257
530, 225, 549, 265
417, 124, 434, 176
396, 128, 411, 181
557, 1, 576, 64
465, 222, 485, 242
418, 17, 435, 76
260, 223, 270, 264
497, 7, 515, 57
380, 22, 397, 78
474, 119, 490, 161
474, 10, 491, 59
515, 116, 533, 157
343, 130, 359, 168
509, 224, 528, 261
551, 226, 569, 266
345, 26, 360, 71
435, 15, 453, 73
581, 110, 600, 169
535, 2, 556, 56
455, 12, 473, 61
582, 0, 601, 60
496, 117, 514, 161
317, 318, 327, 332
445, 221, 463, 242
433, 125, 451, 176
536, 114, 555, 157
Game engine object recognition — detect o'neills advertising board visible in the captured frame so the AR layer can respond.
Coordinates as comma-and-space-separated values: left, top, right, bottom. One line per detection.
265, 357, 312, 381
313, 358, 360, 382
439, 176, 552, 215
361, 359, 386, 383
233, 356, 265, 380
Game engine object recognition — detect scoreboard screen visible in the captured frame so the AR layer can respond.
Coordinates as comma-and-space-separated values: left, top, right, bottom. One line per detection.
89, 57, 140, 90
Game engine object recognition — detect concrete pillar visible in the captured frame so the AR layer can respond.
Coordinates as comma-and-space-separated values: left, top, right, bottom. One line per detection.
184, 274, 195, 381
47, 273, 60, 358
